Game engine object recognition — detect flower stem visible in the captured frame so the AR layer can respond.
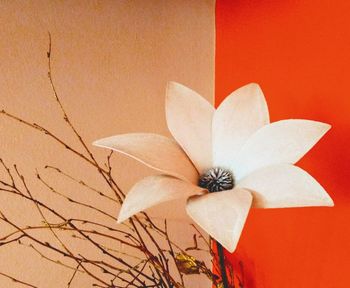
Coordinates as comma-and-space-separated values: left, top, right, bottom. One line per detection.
217, 241, 229, 288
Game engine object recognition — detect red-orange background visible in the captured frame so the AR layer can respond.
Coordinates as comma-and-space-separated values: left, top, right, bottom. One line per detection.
216, 1, 350, 287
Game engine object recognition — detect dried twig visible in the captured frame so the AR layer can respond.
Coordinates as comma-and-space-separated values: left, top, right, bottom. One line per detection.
0, 272, 39, 288
0, 34, 216, 288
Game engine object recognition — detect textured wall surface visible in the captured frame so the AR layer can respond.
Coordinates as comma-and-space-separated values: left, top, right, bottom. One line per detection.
0, 1, 214, 286
216, 1, 350, 287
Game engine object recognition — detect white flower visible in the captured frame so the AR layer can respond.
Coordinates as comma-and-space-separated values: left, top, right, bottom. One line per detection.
93, 82, 333, 252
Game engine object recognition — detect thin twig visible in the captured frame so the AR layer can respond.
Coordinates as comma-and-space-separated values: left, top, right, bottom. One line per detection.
0, 272, 39, 288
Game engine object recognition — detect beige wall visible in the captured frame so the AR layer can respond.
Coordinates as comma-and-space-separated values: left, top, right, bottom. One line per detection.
0, 1, 214, 287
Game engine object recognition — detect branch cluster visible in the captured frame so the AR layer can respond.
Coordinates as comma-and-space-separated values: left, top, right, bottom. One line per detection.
0, 34, 228, 288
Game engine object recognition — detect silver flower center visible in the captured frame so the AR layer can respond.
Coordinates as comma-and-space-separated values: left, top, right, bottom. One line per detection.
198, 167, 235, 193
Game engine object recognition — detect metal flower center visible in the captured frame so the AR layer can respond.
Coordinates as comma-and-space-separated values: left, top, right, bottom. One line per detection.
198, 167, 235, 193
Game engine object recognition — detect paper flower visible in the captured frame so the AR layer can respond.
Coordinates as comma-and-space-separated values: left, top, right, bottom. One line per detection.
93, 82, 333, 252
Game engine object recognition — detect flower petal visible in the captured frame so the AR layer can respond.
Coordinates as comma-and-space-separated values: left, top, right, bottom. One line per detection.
230, 120, 331, 180
117, 175, 204, 223
186, 188, 252, 252
237, 164, 334, 208
93, 133, 198, 183
213, 83, 269, 168
166, 82, 215, 173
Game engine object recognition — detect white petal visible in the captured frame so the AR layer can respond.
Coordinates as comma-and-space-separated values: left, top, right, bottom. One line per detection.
186, 188, 252, 252
231, 120, 331, 180
93, 133, 198, 183
237, 164, 334, 208
118, 175, 204, 223
213, 83, 269, 168
166, 82, 214, 173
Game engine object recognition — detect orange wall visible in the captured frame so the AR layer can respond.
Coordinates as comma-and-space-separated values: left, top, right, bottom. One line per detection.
216, 1, 350, 287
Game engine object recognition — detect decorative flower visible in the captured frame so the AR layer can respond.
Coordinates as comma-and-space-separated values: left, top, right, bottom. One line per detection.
93, 82, 333, 252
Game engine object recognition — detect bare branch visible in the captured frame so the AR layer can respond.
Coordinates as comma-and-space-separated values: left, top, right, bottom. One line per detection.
0, 272, 39, 288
